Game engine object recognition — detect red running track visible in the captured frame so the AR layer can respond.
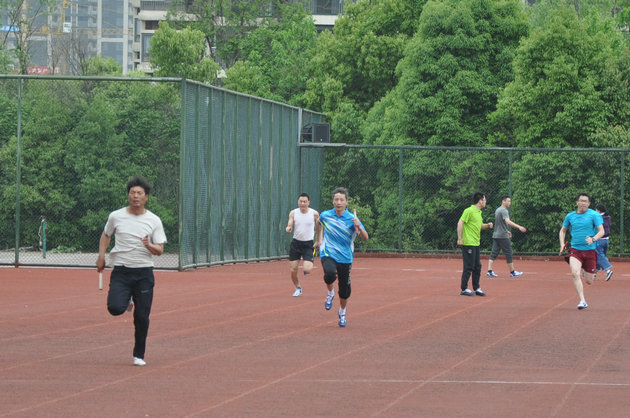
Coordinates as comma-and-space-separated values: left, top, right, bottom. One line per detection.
1, 256, 630, 417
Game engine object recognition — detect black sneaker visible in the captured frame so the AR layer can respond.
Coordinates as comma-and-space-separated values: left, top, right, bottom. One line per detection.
474, 289, 486, 296
460, 289, 473, 296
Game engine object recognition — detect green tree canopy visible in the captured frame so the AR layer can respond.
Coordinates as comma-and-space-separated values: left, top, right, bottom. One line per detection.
303, 0, 420, 115
363, 0, 529, 146
149, 21, 220, 83
167, 0, 277, 68
489, 7, 627, 147
82, 56, 122, 76
223, 3, 317, 106
0, 45, 12, 73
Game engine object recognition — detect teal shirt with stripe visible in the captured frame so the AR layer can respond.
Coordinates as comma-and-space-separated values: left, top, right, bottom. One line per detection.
319, 208, 365, 263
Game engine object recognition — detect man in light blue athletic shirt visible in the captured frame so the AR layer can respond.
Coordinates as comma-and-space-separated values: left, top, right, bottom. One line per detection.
559, 193, 604, 310
316, 187, 368, 327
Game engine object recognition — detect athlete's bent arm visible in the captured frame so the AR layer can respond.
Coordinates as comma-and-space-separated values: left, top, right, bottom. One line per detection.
96, 232, 111, 271
586, 224, 605, 245
357, 225, 369, 241
315, 221, 323, 250
142, 236, 164, 256
559, 226, 568, 255
285, 210, 294, 233
456, 220, 464, 246
505, 217, 526, 233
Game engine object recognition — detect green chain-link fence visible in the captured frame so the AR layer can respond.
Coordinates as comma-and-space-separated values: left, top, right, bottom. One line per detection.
2, 75, 628, 269
0, 76, 182, 268
308, 143, 629, 257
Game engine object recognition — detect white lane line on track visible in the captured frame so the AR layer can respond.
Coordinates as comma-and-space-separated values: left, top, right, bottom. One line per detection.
284, 378, 630, 387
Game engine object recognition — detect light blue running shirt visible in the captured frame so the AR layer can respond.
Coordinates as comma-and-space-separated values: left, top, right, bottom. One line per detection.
562, 209, 603, 251
319, 208, 365, 264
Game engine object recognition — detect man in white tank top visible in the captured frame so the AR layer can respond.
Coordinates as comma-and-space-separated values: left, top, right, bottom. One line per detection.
96, 176, 167, 366
286, 193, 319, 296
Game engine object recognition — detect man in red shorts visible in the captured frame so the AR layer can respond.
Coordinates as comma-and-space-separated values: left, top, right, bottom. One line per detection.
559, 193, 604, 310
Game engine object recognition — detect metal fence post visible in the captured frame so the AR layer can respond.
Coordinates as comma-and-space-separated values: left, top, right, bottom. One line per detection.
39, 217, 47, 258
398, 149, 403, 252
14, 78, 23, 266
178, 79, 187, 271
620, 151, 625, 256
508, 149, 513, 198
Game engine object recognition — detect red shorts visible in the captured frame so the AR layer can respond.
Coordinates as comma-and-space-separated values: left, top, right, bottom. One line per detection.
568, 248, 597, 273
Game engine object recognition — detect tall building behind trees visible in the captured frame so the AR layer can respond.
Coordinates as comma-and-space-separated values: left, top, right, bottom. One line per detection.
0, 0, 344, 75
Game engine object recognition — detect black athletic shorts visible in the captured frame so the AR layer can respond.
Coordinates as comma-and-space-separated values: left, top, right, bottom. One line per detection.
289, 239, 314, 262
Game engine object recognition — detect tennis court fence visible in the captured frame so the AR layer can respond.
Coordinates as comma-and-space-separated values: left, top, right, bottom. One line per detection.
1, 75, 628, 269
0, 75, 324, 269
309, 143, 630, 258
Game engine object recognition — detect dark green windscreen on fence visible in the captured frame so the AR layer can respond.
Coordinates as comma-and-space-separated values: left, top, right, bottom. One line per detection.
177, 81, 324, 269
0, 76, 324, 269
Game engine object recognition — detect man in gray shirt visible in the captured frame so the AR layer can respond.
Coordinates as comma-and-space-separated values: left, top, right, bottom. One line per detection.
487, 196, 526, 278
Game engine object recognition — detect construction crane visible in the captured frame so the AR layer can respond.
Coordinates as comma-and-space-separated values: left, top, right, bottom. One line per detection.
57, 0, 70, 34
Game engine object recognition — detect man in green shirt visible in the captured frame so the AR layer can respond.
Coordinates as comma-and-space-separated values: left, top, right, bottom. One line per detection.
457, 192, 493, 296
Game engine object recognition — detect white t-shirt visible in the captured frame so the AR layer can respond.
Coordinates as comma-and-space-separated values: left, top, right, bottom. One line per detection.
292, 208, 316, 241
104, 207, 167, 268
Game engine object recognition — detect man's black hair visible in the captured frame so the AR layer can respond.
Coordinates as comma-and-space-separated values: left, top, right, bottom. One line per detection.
127, 176, 152, 195
472, 192, 486, 204
576, 193, 590, 202
332, 187, 349, 200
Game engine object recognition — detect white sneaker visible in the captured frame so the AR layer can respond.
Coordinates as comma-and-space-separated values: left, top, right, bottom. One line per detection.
325, 293, 334, 310
338, 312, 347, 327
133, 357, 146, 366
292, 287, 302, 297
577, 301, 588, 310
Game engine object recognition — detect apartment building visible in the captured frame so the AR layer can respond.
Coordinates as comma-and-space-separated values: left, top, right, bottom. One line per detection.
133, 0, 344, 73
1, 0, 344, 75
0, 0, 133, 74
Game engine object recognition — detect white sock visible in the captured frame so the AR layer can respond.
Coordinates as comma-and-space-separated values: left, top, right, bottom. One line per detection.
328, 289, 335, 297
339, 307, 346, 316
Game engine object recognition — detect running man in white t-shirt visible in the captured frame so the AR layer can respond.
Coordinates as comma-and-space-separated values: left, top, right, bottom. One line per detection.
96, 176, 167, 366
285, 193, 319, 297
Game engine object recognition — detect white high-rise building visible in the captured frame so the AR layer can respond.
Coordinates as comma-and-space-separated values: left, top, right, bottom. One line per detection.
132, 0, 344, 74
1, 0, 133, 74
1, 0, 344, 75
